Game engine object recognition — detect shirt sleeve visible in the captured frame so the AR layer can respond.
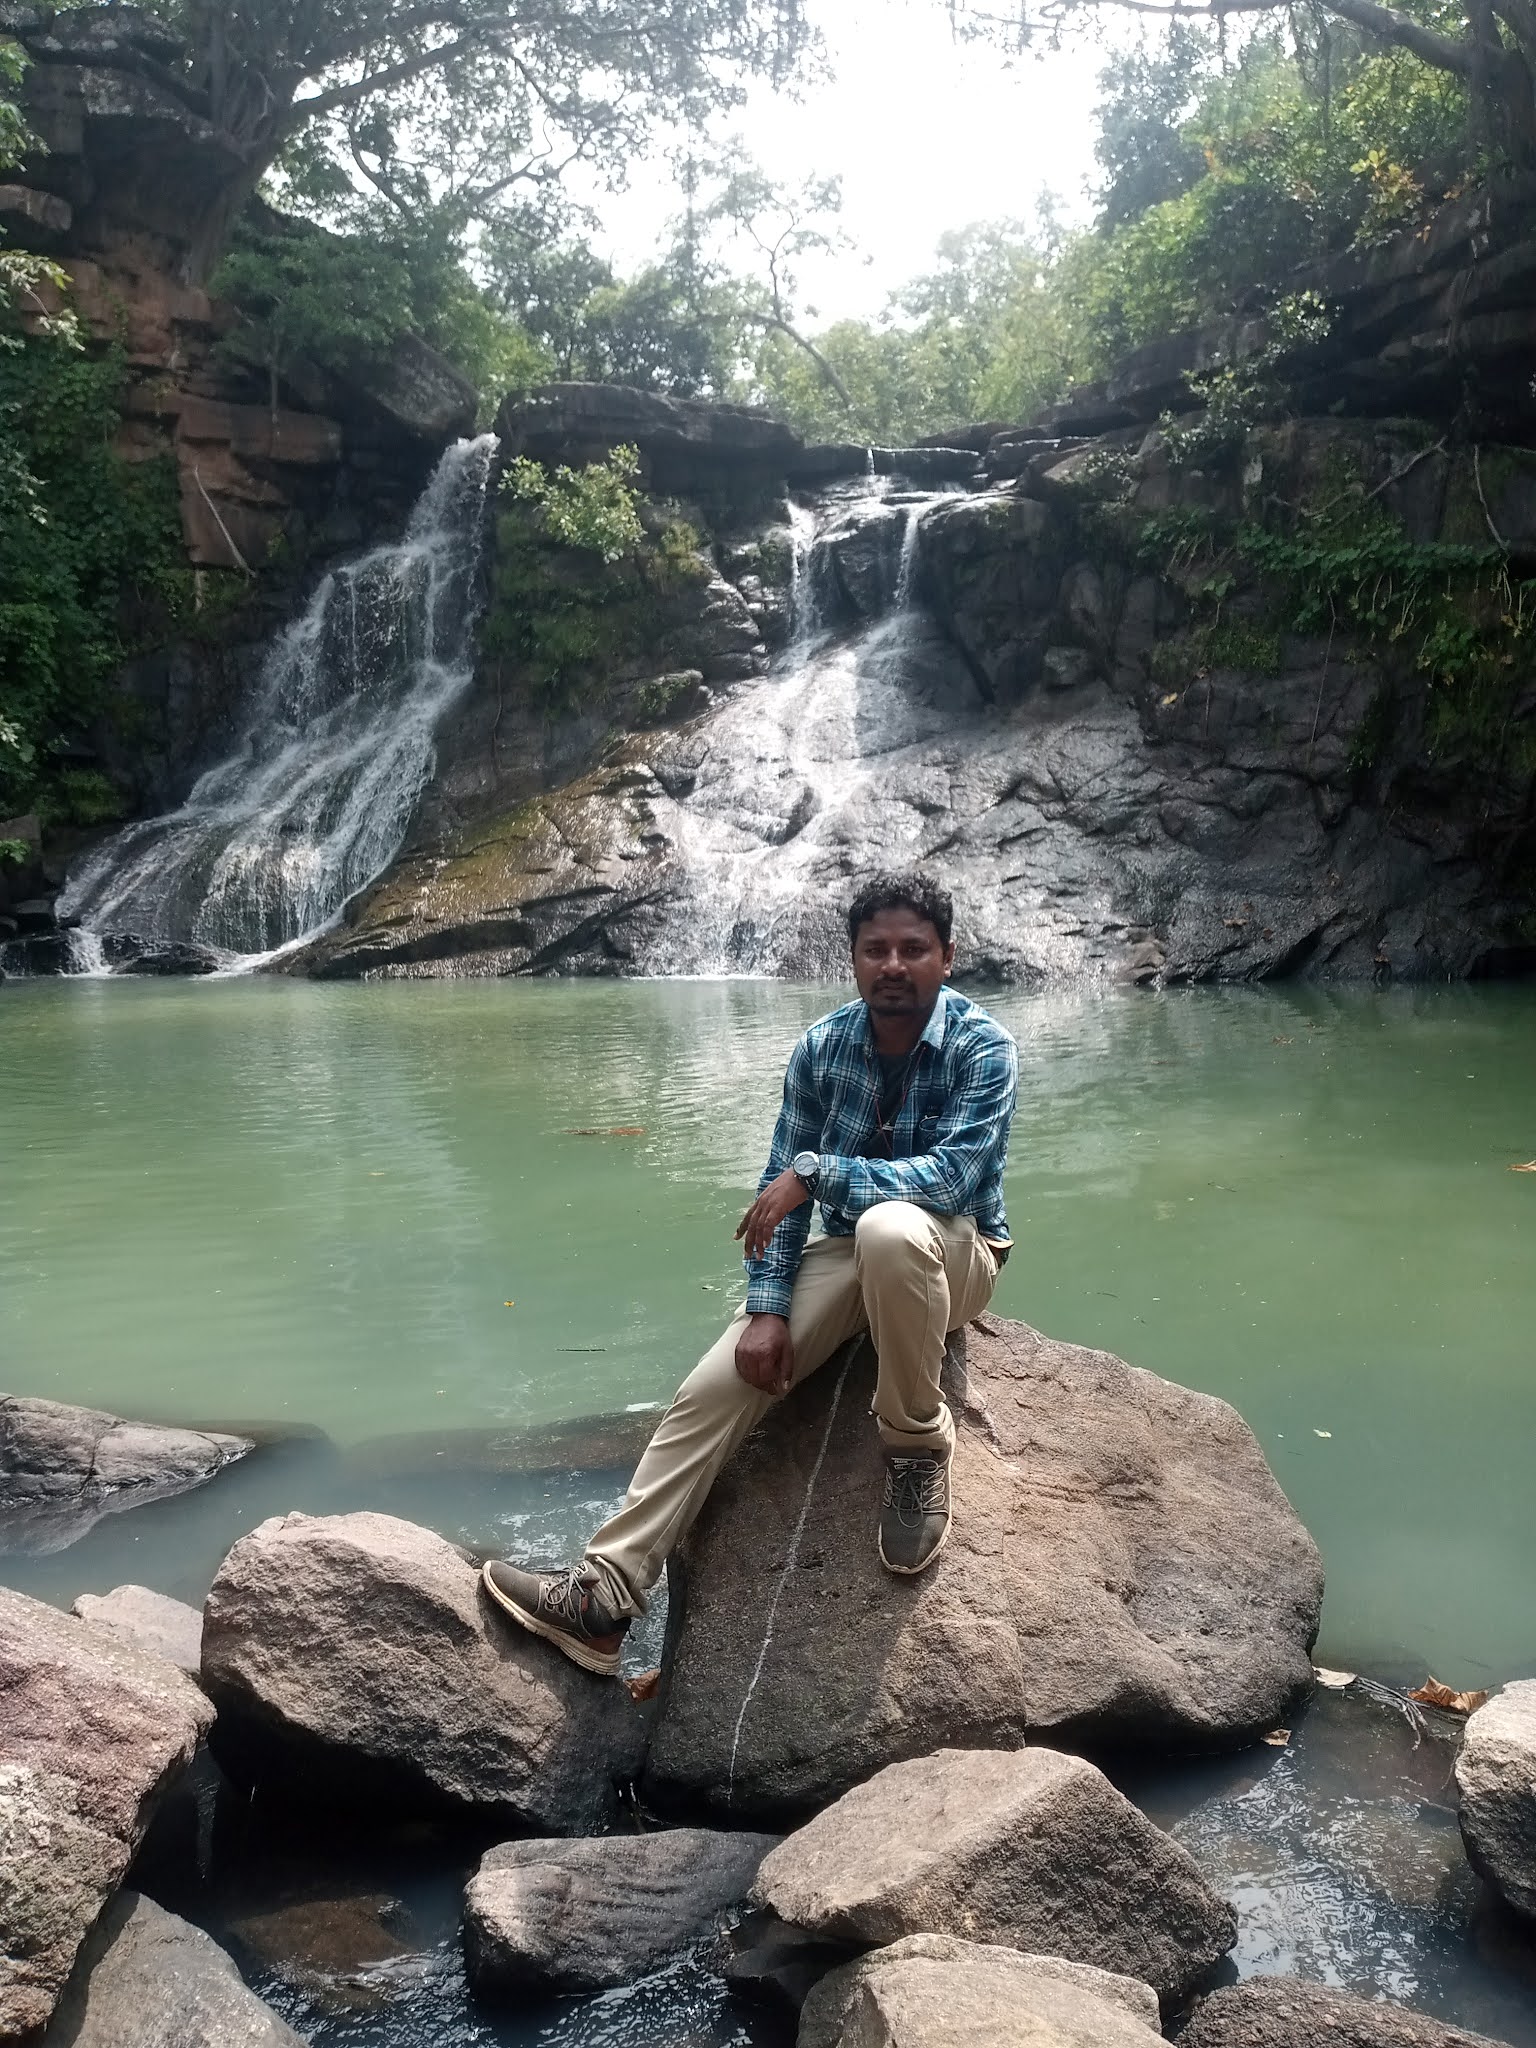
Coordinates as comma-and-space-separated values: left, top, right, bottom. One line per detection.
814, 1032, 1017, 1224
743, 1031, 824, 1317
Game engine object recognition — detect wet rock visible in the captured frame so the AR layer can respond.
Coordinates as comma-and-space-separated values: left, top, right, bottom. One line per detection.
463, 1827, 779, 1994
0, 1587, 213, 2039
39, 1891, 306, 2048
645, 1316, 1322, 1822
753, 1746, 1235, 2005
201, 1510, 645, 1833
1455, 1680, 1536, 1918
798, 1933, 1163, 2048
118, 941, 223, 976
1178, 1976, 1508, 2048
871, 445, 978, 483
72, 1585, 204, 1677
720, 1908, 853, 2015
222, 1890, 411, 2017
0, 1396, 252, 1556
820, 503, 904, 620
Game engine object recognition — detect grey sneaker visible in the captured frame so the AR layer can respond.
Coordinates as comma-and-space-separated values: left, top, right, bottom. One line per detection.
480, 1561, 629, 1676
879, 1449, 952, 1575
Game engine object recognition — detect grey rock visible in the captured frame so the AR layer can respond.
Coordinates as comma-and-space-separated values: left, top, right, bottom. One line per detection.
645, 1317, 1322, 1822
351, 332, 477, 443
798, 1934, 1163, 2048
1454, 1679, 1536, 1918
0, 1588, 213, 2040
40, 1892, 306, 2047
721, 1908, 853, 2015
1178, 1976, 1508, 2048
463, 1827, 779, 1994
72, 1585, 203, 1677
200, 1511, 645, 1833
0, 1396, 252, 1556
753, 1746, 1235, 2005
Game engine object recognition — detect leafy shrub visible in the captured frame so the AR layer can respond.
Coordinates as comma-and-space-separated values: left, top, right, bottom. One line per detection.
501, 444, 645, 559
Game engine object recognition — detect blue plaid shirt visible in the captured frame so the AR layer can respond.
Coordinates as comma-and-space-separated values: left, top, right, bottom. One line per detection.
744, 985, 1018, 1317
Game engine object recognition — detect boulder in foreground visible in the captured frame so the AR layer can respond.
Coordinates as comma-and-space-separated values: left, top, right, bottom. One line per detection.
798, 1934, 1163, 2048
0, 1395, 251, 1556
1454, 1679, 1536, 1919
647, 1315, 1322, 1820
1179, 1977, 1508, 2048
201, 1511, 645, 1834
0, 1587, 213, 2041
72, 1585, 204, 1677
39, 1892, 305, 2047
753, 1745, 1237, 2005
463, 1827, 779, 1993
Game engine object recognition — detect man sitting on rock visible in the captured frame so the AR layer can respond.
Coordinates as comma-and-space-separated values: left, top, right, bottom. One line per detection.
482, 870, 1019, 1676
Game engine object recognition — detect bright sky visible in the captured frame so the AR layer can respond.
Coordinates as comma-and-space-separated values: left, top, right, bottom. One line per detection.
594, 0, 1117, 325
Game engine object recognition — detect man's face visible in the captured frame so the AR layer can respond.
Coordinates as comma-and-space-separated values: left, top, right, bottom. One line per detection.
851, 907, 955, 1019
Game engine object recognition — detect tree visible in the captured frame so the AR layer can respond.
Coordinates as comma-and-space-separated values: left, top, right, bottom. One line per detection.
957, 0, 1536, 167
0, 0, 818, 278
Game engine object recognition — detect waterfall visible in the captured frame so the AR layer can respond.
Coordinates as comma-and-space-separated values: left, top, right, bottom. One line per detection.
60, 435, 497, 966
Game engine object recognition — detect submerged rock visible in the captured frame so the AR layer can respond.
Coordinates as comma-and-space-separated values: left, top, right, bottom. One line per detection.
39, 1891, 306, 2048
0, 1587, 213, 2039
200, 1510, 645, 1833
752, 1745, 1236, 2006
1178, 1976, 1509, 2047
645, 1315, 1322, 1821
798, 1934, 1163, 2048
0, 1395, 252, 1556
463, 1827, 779, 1994
71, 1585, 204, 1677
1454, 1680, 1536, 1919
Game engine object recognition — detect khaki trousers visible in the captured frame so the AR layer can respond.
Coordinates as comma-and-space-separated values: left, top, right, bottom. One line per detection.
583, 1200, 1000, 1618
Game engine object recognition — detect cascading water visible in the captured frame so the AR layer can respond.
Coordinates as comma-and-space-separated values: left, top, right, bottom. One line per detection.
60, 434, 497, 966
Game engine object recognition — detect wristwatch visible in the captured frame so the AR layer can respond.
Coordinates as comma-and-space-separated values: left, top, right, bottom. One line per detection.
792, 1150, 821, 1198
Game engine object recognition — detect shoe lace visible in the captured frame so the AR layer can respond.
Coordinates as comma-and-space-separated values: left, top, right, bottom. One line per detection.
884, 1456, 948, 1526
540, 1568, 590, 1627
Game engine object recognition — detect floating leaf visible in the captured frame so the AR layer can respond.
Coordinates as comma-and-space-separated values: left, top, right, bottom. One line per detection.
1407, 1677, 1489, 1715
1508, 1160, 1536, 1173
1313, 1429, 1332, 1438
1261, 1727, 1292, 1746
625, 1669, 661, 1703
568, 1126, 647, 1137
1313, 1666, 1356, 1689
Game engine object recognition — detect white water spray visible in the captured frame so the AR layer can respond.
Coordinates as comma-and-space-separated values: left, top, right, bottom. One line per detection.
60, 435, 497, 963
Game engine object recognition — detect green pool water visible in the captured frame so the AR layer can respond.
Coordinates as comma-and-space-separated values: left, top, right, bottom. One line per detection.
2, 973, 1533, 1685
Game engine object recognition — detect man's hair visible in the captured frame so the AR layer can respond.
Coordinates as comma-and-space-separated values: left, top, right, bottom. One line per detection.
846, 871, 953, 949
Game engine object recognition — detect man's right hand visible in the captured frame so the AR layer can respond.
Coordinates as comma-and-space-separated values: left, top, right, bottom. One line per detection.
735, 1313, 794, 1397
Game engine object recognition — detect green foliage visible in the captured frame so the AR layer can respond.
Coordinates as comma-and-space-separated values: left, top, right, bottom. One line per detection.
0, 328, 189, 821
0, 835, 29, 866
634, 671, 699, 721
484, 452, 706, 712
501, 445, 645, 561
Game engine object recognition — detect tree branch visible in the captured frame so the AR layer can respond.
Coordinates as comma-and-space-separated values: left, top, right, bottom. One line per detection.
1036, 0, 1473, 72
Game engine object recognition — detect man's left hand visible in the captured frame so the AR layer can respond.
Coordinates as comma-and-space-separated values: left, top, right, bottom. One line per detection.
735, 1169, 812, 1262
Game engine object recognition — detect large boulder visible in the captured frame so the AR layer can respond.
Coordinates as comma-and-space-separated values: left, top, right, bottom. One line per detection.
798, 1934, 1163, 2048
1178, 1977, 1509, 2048
72, 1585, 203, 1678
39, 1892, 305, 2048
200, 1511, 645, 1833
463, 1827, 779, 1994
1454, 1679, 1536, 1918
752, 1745, 1237, 2006
646, 1316, 1322, 1821
0, 1395, 251, 1556
0, 1587, 213, 2041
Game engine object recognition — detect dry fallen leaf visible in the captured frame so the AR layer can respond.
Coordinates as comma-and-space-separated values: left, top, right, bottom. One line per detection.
568, 1126, 647, 1137
1508, 1160, 1536, 1173
1313, 1667, 1357, 1689
1313, 1429, 1332, 1439
1261, 1728, 1292, 1747
1273, 1035, 1293, 1045
1408, 1677, 1489, 1715
625, 1669, 661, 1703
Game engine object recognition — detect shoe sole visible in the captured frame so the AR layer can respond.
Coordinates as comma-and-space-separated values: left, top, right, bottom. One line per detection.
879, 1511, 952, 1577
479, 1562, 622, 1677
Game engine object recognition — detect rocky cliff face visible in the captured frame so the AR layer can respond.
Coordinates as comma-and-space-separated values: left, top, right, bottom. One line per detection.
301, 373, 1536, 986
